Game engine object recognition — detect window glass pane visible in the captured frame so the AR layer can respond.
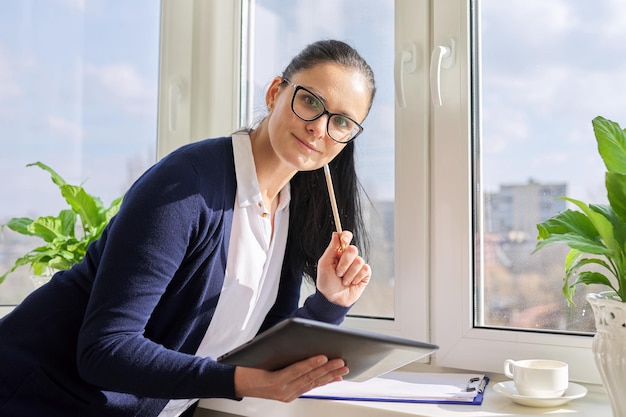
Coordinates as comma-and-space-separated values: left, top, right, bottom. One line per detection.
252, 0, 394, 318
476, 0, 626, 333
0, 1, 159, 305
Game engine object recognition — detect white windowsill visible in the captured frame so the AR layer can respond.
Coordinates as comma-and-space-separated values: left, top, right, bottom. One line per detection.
198, 364, 611, 417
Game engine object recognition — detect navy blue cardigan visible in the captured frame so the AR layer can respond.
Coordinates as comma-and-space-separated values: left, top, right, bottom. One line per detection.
0, 137, 350, 417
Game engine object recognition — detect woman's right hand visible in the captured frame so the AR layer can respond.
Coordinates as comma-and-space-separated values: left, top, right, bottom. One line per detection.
233, 355, 348, 402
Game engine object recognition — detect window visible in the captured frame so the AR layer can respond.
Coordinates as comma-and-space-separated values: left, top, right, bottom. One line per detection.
476, 0, 624, 334
247, 0, 430, 342
432, 0, 626, 384
159, 0, 430, 342
0, 1, 159, 309
81, 0, 626, 385
251, 0, 395, 319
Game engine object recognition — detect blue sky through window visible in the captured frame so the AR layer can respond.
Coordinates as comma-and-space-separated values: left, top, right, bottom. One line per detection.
0, 0, 159, 219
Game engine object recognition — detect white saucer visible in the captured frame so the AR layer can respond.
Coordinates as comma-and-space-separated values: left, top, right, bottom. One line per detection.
492, 381, 588, 407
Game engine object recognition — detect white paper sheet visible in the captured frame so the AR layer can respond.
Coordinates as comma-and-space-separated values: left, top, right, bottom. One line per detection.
302, 371, 486, 403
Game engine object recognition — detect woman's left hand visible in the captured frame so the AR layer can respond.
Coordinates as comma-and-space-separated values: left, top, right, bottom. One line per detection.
316, 231, 371, 307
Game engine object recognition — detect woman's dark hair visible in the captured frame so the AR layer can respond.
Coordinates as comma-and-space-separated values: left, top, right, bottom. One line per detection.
282, 39, 376, 283
281, 39, 377, 115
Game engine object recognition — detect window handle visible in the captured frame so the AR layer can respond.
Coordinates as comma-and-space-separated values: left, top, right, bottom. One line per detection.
430, 38, 455, 107
394, 42, 417, 109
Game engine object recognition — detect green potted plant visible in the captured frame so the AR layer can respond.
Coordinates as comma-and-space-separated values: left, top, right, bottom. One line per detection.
0, 162, 122, 285
534, 116, 626, 304
533, 116, 626, 416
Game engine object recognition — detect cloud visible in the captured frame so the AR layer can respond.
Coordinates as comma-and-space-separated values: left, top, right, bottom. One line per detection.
482, 0, 578, 44
484, 60, 626, 131
46, 115, 83, 140
480, 0, 626, 162
58, 0, 86, 12
481, 105, 530, 154
591, 0, 626, 38
0, 47, 21, 103
85, 62, 157, 117
531, 151, 568, 167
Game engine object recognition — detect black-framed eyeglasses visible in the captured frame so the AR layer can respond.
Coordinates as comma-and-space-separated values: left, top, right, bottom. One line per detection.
282, 79, 364, 143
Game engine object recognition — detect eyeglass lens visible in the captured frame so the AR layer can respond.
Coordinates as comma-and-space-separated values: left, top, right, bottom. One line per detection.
292, 87, 359, 143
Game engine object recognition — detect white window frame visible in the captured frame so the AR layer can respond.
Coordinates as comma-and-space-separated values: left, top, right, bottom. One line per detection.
429, 0, 599, 384
158, 0, 600, 384
157, 0, 244, 158
157, 0, 432, 344
343, 0, 432, 343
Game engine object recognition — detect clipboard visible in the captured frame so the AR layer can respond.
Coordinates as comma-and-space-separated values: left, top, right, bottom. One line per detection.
217, 317, 439, 382
300, 372, 490, 405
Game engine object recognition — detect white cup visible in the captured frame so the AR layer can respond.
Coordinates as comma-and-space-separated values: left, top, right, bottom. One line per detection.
503, 359, 569, 398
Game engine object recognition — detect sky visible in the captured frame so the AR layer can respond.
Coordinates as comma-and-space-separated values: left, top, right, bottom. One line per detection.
254, 0, 626, 206
0, 0, 159, 219
480, 0, 626, 202
2, 0, 626, 222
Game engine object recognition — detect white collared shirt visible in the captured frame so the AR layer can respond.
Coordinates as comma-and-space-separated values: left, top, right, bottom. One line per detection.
159, 132, 291, 416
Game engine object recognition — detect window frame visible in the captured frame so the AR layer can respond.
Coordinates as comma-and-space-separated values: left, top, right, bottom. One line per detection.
157, 0, 244, 158
429, 0, 600, 384
343, 0, 432, 343
159, 0, 601, 384
1, 0, 600, 385
158, 0, 432, 343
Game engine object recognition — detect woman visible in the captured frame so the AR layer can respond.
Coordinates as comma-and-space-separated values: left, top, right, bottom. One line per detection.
0, 39, 376, 417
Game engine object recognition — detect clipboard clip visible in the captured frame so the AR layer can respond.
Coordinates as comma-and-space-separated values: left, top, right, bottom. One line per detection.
465, 377, 487, 394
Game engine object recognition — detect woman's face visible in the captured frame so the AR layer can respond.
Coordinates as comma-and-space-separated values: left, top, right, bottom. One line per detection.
265, 63, 371, 172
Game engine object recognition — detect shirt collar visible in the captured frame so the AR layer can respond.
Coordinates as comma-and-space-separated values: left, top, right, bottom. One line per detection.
232, 131, 291, 211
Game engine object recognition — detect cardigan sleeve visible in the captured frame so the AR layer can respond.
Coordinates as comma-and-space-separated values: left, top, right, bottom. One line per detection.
295, 290, 351, 323
75, 141, 238, 400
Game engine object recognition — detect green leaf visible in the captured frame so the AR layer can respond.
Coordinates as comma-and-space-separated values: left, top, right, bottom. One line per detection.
32, 262, 50, 276
565, 255, 614, 278
562, 284, 576, 305
6, 217, 35, 236
564, 197, 618, 253
535, 233, 609, 255
0, 250, 47, 284
105, 196, 124, 222
0, 263, 20, 284
47, 255, 74, 271
593, 116, 626, 174
61, 184, 104, 231
562, 271, 618, 305
0, 162, 123, 284
26, 161, 68, 188
535, 117, 626, 304
574, 271, 616, 290
561, 270, 615, 305
58, 209, 77, 237
564, 248, 583, 272
27, 216, 67, 243
536, 207, 599, 240
606, 172, 626, 223
590, 203, 626, 246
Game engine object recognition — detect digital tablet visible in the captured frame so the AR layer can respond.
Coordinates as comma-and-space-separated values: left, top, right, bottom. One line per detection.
217, 317, 439, 382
